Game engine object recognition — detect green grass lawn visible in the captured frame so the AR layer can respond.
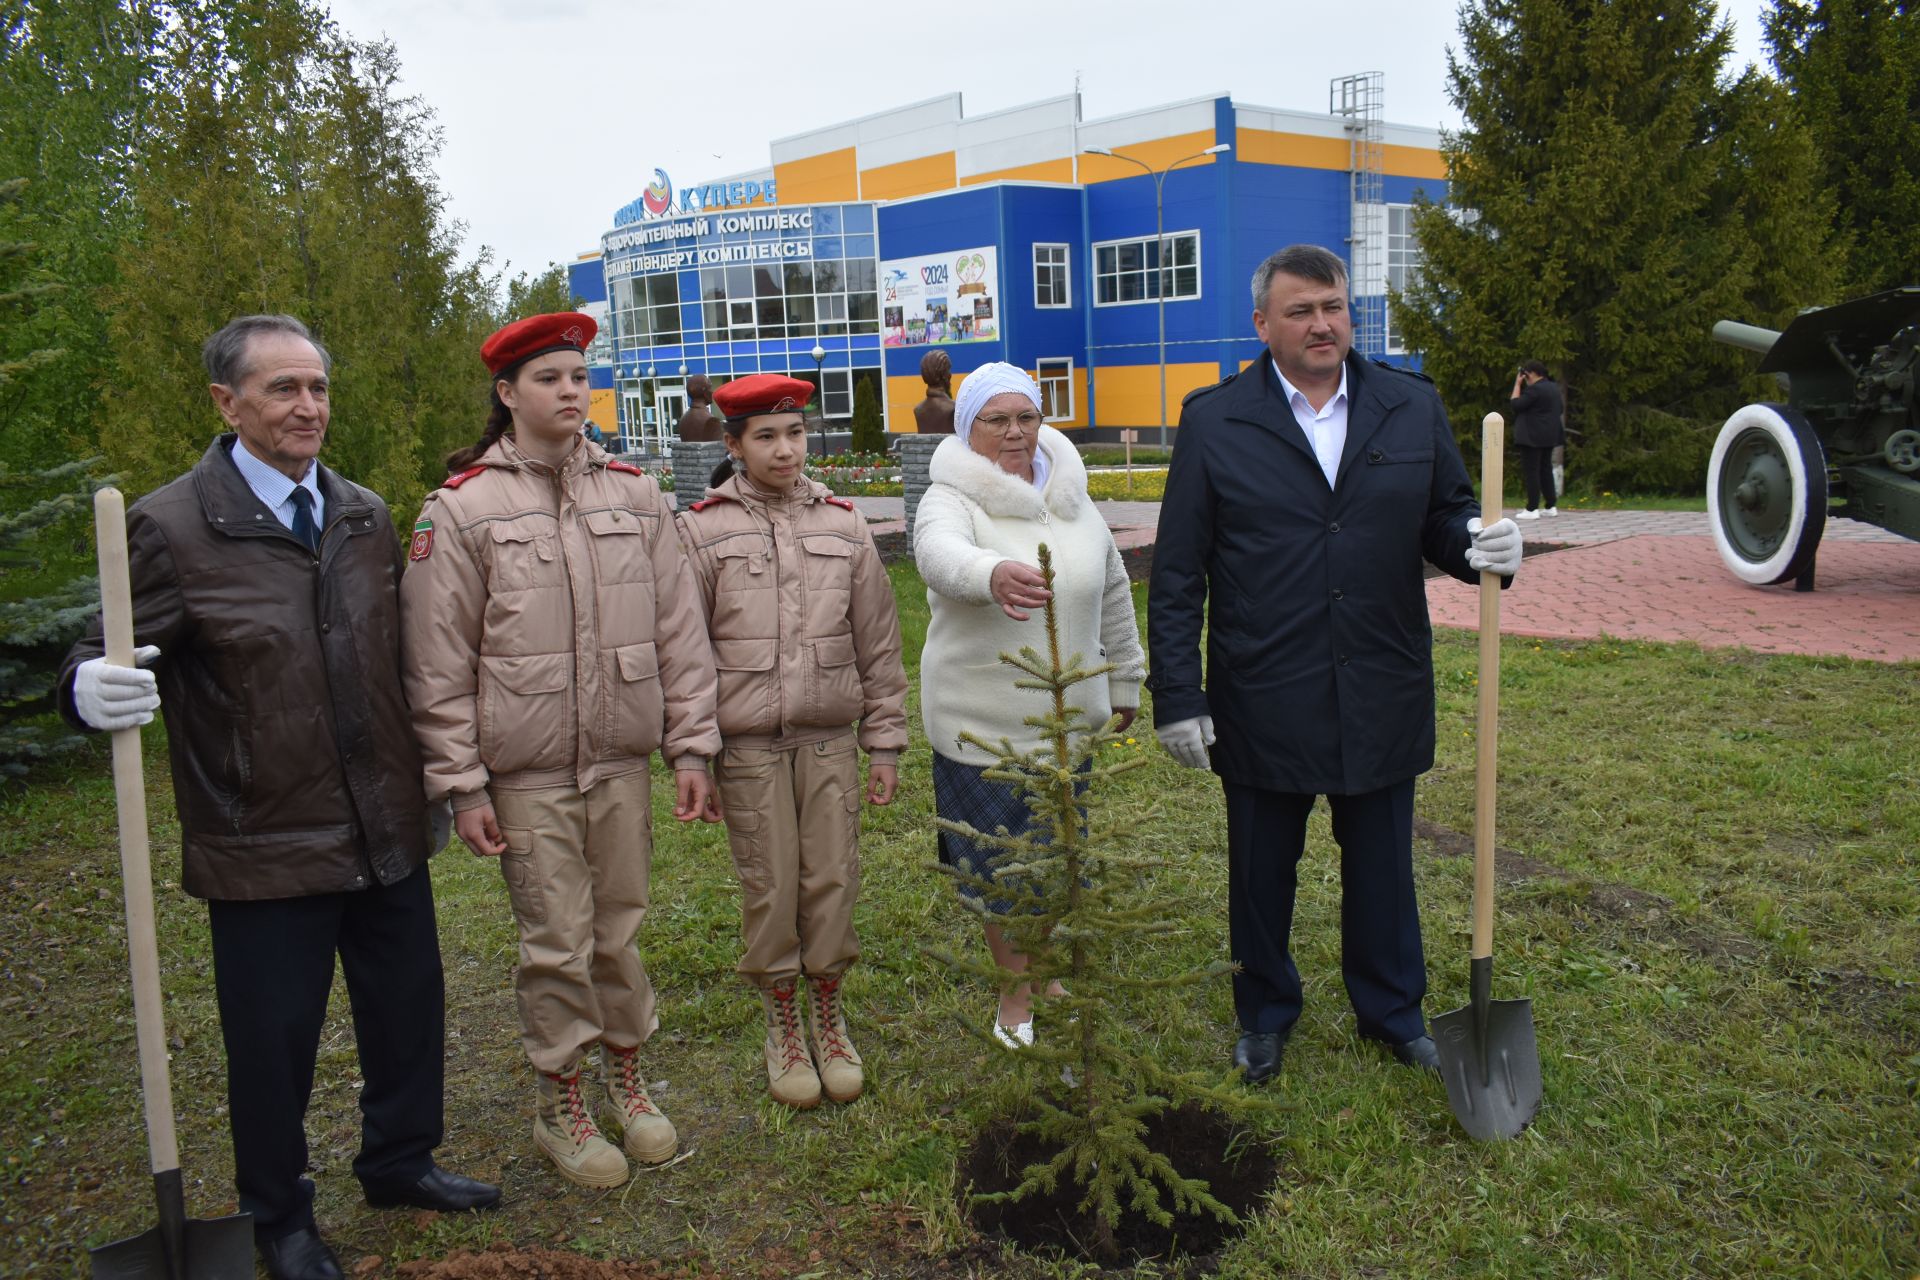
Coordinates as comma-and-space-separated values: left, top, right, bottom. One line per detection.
1, 566, 1914, 1278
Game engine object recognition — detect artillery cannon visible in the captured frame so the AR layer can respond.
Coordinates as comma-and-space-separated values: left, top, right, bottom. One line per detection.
1708, 286, 1919, 588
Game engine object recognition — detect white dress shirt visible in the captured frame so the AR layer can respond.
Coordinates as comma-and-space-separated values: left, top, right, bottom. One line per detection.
1271, 356, 1349, 489
230, 435, 325, 533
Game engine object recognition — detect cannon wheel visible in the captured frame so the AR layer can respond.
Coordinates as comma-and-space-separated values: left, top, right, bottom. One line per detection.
1706, 403, 1827, 585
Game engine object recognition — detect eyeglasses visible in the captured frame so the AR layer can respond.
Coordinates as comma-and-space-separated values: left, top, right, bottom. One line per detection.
974, 411, 1043, 436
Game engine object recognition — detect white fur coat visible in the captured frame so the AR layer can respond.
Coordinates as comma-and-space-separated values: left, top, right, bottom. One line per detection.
912, 426, 1145, 765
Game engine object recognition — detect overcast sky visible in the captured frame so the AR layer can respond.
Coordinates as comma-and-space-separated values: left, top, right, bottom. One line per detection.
321, 0, 1772, 283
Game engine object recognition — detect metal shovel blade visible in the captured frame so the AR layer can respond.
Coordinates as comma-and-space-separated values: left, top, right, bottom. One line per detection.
89, 1170, 254, 1280
1433, 982, 1542, 1141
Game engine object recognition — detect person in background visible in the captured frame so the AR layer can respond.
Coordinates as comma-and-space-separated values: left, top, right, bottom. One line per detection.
675, 374, 908, 1109
400, 312, 721, 1190
1508, 359, 1565, 517
912, 362, 1146, 1047
1148, 244, 1522, 1085
60, 314, 497, 1280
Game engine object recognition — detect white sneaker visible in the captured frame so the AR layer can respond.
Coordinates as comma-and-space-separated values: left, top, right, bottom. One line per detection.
1516, 509, 1541, 520
993, 1020, 1034, 1049
1544, 506, 1558, 515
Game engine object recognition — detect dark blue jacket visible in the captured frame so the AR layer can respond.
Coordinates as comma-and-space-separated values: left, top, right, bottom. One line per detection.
1146, 352, 1484, 794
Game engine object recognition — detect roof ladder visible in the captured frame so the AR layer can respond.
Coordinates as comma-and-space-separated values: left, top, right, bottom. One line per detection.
1330, 71, 1386, 358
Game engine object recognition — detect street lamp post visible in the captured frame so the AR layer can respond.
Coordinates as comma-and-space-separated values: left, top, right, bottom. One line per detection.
810, 342, 828, 457
1082, 143, 1231, 447
644, 365, 655, 457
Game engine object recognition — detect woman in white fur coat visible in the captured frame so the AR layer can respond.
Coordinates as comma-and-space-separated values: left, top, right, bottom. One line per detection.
912, 362, 1146, 1046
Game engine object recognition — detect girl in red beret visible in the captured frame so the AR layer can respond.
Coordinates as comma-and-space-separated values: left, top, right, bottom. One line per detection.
674, 374, 908, 1109
399, 313, 724, 1188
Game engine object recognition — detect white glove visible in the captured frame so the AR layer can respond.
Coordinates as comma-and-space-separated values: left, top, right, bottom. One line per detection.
72, 646, 162, 731
1156, 715, 1216, 770
1466, 517, 1522, 577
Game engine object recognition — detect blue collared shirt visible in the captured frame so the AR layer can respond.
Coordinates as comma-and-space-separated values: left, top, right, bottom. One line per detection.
229, 436, 324, 534
1271, 356, 1350, 489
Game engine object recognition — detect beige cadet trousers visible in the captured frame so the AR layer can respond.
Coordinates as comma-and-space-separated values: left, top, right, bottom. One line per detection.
713, 731, 862, 988
491, 770, 659, 1074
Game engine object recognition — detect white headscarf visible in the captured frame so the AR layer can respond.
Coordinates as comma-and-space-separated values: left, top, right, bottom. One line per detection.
953, 362, 1043, 445
952, 362, 1050, 490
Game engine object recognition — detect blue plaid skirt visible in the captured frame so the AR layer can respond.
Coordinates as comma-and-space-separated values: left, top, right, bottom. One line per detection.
932, 751, 1087, 913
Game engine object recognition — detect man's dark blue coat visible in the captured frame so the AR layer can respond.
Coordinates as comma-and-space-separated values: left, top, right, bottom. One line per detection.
1147, 352, 1485, 795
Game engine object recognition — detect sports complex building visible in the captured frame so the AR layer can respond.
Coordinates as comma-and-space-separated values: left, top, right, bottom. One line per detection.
566, 77, 1449, 448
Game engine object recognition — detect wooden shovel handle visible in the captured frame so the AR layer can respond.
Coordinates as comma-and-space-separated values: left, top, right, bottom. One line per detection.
1472, 416, 1504, 962
96, 488, 179, 1176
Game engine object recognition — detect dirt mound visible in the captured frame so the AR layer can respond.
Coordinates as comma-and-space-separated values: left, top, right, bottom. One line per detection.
958, 1102, 1278, 1271
393, 1243, 718, 1280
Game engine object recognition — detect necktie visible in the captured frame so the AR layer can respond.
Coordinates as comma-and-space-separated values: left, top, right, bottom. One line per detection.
289, 487, 319, 554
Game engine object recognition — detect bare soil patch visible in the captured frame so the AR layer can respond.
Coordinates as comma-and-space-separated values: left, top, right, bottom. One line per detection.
957, 1103, 1277, 1273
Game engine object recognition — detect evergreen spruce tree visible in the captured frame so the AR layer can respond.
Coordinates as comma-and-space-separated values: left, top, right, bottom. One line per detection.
936, 545, 1273, 1259
1396, 0, 1838, 492
0, 178, 110, 776
849, 377, 886, 454
1766, 0, 1920, 294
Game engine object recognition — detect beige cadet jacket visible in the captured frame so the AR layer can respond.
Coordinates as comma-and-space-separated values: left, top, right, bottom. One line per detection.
401, 434, 720, 808
675, 473, 907, 760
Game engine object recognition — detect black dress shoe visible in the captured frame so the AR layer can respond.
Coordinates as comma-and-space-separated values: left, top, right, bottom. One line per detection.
258, 1227, 343, 1280
363, 1164, 502, 1212
1232, 1031, 1289, 1084
1383, 1034, 1441, 1073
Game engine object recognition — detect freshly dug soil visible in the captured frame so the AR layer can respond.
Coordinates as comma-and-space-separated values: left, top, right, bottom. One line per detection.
958, 1103, 1278, 1269
394, 1245, 721, 1279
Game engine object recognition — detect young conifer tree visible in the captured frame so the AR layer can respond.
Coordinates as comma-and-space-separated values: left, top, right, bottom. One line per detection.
936, 544, 1275, 1255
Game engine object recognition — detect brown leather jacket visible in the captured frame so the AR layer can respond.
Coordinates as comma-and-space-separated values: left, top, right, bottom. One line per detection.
674, 474, 907, 759
58, 436, 431, 901
401, 434, 720, 807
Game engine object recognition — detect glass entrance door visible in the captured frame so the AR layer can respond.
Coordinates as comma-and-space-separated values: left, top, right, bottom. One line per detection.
657, 386, 687, 441
620, 384, 644, 453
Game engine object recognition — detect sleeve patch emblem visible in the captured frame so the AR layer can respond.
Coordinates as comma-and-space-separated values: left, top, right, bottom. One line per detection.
409, 518, 434, 561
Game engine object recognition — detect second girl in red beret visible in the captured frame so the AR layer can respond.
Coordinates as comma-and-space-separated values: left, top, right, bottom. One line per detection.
675, 374, 908, 1109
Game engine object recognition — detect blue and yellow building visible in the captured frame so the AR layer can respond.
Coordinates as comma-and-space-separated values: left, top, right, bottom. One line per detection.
567, 88, 1448, 447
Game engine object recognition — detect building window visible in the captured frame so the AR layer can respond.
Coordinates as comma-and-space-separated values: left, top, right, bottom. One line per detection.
678, 241, 879, 344
1384, 203, 1422, 355
1034, 244, 1070, 308
1035, 358, 1073, 421
1092, 230, 1200, 306
820, 368, 853, 418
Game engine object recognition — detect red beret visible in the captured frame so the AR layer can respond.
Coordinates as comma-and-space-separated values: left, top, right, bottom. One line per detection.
714, 374, 815, 421
482, 312, 597, 376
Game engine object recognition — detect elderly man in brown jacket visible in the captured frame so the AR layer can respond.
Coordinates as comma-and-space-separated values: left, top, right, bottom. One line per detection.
400, 310, 721, 1189
59, 314, 497, 1280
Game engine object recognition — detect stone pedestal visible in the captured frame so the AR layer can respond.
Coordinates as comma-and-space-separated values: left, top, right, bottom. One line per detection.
897, 434, 944, 545
671, 440, 729, 501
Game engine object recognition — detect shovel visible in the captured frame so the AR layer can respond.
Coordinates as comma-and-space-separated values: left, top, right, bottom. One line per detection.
1433, 414, 1543, 1142
87, 488, 254, 1280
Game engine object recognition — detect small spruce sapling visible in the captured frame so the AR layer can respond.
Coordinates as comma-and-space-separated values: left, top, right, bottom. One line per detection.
935, 544, 1279, 1253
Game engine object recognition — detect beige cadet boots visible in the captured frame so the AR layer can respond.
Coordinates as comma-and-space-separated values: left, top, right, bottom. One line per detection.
761, 978, 822, 1108
600, 1043, 678, 1164
807, 974, 864, 1103
534, 1067, 629, 1188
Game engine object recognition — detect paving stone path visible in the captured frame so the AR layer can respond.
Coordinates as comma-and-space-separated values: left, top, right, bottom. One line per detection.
849, 497, 1920, 664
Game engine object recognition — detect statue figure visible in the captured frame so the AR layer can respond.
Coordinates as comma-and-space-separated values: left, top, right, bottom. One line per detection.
913, 350, 956, 435
677, 374, 723, 442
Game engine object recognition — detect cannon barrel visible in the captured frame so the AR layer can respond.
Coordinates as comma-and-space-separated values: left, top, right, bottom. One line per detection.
1712, 320, 1781, 356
